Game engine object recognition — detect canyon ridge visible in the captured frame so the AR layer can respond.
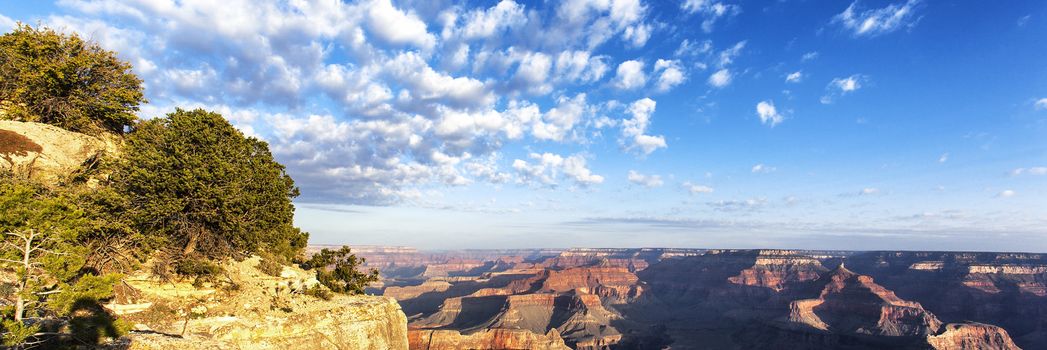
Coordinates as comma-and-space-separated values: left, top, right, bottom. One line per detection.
335, 245, 1046, 350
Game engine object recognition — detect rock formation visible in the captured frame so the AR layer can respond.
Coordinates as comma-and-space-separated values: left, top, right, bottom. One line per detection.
112, 257, 409, 350
927, 323, 1020, 350
0, 120, 117, 184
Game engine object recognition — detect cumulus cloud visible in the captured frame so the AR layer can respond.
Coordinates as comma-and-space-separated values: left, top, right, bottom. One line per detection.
554, 50, 609, 84
859, 187, 880, 195
683, 182, 714, 194
938, 153, 949, 163
513, 152, 604, 186
366, 0, 436, 49
821, 74, 865, 104
997, 189, 1016, 198
708, 69, 731, 88
833, 0, 922, 37
627, 170, 663, 187
621, 98, 667, 156
456, 0, 528, 39
653, 59, 686, 92
614, 60, 647, 90
785, 71, 802, 83
756, 100, 784, 127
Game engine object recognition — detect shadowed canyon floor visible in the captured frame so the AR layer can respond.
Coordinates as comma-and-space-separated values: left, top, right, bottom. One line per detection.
335, 246, 1046, 350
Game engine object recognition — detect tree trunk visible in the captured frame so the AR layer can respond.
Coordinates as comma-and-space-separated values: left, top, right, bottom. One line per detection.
14, 230, 33, 322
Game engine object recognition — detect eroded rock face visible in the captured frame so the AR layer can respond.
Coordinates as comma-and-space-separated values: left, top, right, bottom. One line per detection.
408, 328, 570, 350
116, 257, 409, 350
927, 323, 1021, 350
0, 120, 116, 184
789, 264, 942, 337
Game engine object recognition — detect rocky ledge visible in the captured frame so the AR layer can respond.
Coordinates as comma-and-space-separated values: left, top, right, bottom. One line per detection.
108, 257, 409, 350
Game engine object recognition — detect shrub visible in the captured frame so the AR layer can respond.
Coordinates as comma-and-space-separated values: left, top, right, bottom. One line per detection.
302, 246, 379, 295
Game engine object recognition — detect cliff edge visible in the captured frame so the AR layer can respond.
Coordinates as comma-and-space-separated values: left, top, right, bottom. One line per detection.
109, 257, 409, 350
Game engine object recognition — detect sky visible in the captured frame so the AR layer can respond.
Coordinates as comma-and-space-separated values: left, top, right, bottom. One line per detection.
3, 0, 1046, 251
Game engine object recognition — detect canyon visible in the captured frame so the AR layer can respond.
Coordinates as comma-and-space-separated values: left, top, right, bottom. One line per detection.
351, 246, 1044, 350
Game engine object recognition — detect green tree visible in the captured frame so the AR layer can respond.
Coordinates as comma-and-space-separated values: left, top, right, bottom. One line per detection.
0, 24, 145, 135
0, 176, 124, 346
302, 246, 379, 295
116, 108, 308, 261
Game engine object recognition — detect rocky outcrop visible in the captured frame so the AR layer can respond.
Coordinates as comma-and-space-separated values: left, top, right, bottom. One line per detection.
540, 266, 644, 302
728, 250, 828, 291
788, 264, 942, 337
0, 120, 117, 184
408, 328, 570, 350
927, 323, 1021, 350
115, 257, 409, 350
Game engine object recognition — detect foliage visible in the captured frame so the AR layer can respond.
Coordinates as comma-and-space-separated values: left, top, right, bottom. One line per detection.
257, 253, 285, 277
173, 259, 222, 279
46, 274, 122, 315
0, 319, 38, 347
0, 177, 124, 347
115, 108, 308, 261
303, 285, 333, 301
302, 246, 379, 295
0, 24, 145, 135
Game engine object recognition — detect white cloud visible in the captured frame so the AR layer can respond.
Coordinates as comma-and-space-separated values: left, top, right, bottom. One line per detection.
614, 60, 647, 90
622, 23, 651, 47
554, 50, 609, 84
938, 153, 949, 163
1035, 98, 1047, 110
0, 13, 14, 32
833, 0, 922, 37
997, 189, 1016, 198
801, 52, 819, 61
708, 68, 731, 88
821, 74, 865, 104
653, 59, 686, 92
512, 152, 604, 186
756, 100, 784, 127
621, 98, 667, 155
627, 170, 663, 187
717, 41, 746, 67
512, 51, 553, 94
860, 188, 880, 195
785, 71, 802, 83
458, 0, 528, 39
366, 0, 436, 49
751, 164, 776, 173
683, 182, 714, 194
681, 0, 741, 33
531, 93, 592, 141
1011, 167, 1047, 176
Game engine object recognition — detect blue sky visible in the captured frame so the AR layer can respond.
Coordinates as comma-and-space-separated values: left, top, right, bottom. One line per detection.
4, 0, 1046, 251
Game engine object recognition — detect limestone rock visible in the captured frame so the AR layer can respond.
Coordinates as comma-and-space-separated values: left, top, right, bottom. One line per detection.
927, 323, 1021, 350
0, 120, 117, 184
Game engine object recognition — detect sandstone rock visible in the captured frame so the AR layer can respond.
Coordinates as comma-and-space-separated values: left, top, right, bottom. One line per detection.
927, 323, 1021, 350
788, 264, 942, 337
117, 256, 409, 350
0, 120, 117, 184
408, 328, 570, 350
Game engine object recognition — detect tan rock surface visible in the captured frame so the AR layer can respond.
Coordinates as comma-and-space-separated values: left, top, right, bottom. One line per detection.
0, 120, 117, 184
